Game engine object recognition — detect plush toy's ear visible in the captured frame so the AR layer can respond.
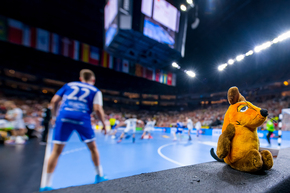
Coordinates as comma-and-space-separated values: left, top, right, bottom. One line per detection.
227, 86, 246, 105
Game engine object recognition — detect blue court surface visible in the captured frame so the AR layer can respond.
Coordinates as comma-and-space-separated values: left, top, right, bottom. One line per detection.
42, 129, 290, 190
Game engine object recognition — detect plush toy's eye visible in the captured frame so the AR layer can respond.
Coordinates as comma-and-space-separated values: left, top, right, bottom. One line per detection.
240, 106, 248, 112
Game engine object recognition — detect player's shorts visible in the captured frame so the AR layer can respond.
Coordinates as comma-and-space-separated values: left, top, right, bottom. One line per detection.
124, 127, 136, 133
53, 117, 95, 144
144, 127, 154, 132
176, 128, 183, 134
188, 127, 193, 131
111, 124, 117, 130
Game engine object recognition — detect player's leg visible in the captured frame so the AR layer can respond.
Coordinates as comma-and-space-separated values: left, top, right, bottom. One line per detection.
188, 129, 192, 141
131, 127, 136, 143
173, 130, 177, 140
41, 120, 72, 191
117, 132, 125, 143
86, 141, 107, 183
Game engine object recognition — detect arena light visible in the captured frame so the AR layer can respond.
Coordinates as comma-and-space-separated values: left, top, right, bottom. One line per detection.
246, 50, 253, 56
180, 4, 187, 11
186, 0, 193, 5
284, 81, 289, 86
274, 31, 290, 43
218, 64, 227, 71
228, 59, 234, 65
254, 41, 272, 53
236, 55, 245, 62
186, 70, 196, 77
172, 62, 180, 69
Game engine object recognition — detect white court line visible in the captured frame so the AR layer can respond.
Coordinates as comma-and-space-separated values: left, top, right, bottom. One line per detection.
40, 128, 53, 188
61, 147, 86, 155
157, 143, 186, 167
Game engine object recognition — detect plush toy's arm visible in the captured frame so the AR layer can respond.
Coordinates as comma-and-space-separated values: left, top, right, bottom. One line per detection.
217, 124, 235, 159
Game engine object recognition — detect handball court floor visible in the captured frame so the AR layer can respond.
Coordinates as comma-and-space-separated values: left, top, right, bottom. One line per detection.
40, 129, 290, 191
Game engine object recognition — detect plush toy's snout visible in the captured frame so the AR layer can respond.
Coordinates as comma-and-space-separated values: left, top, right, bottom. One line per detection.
260, 109, 268, 117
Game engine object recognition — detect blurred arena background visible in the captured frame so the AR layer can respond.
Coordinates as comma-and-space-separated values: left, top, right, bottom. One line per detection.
1, 0, 290, 192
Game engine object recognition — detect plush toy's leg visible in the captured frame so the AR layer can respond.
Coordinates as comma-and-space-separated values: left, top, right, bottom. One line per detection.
260, 150, 273, 170
230, 149, 263, 172
217, 124, 235, 159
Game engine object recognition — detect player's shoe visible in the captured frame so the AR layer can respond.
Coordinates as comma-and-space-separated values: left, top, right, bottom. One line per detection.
188, 136, 192, 141
149, 136, 153, 139
39, 187, 53, 192
111, 135, 116, 139
4, 139, 15, 145
95, 175, 108, 183
173, 137, 177, 141
117, 139, 122, 143
140, 136, 144, 139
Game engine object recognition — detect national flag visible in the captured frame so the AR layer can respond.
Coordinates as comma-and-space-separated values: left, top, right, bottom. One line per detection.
122, 59, 129, 73
152, 69, 156, 81
163, 73, 168, 84
145, 68, 153, 80
159, 71, 164, 83
167, 73, 173, 86
108, 55, 114, 69
114, 58, 122, 71
69, 40, 79, 60
135, 64, 143, 77
49, 33, 60, 54
101, 51, 109, 67
89, 46, 100, 65
22, 25, 36, 48
8, 19, 23, 44
172, 73, 176, 86
36, 28, 50, 52
80, 43, 90, 63
0, 16, 7, 41
61, 37, 71, 57
155, 69, 161, 82
129, 62, 135, 75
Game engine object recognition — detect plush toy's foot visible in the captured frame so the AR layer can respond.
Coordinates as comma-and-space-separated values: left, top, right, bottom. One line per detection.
231, 149, 263, 172
260, 150, 273, 170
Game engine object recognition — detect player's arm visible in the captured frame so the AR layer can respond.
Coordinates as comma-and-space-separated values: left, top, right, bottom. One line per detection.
93, 91, 106, 130
50, 84, 67, 119
115, 122, 126, 129
50, 95, 62, 118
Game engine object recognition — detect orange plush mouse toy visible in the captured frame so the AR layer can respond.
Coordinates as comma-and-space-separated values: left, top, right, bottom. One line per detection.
211, 86, 273, 172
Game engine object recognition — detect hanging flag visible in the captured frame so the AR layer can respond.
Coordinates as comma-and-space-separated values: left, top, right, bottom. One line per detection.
145, 68, 153, 80
142, 67, 147, 78
8, 19, 23, 44
163, 73, 168, 84
36, 28, 50, 52
22, 25, 36, 48
101, 51, 109, 67
159, 70, 164, 83
152, 69, 156, 81
0, 16, 7, 41
61, 37, 71, 57
167, 73, 173, 86
108, 55, 114, 69
114, 58, 122, 71
155, 69, 161, 82
135, 64, 143, 77
172, 73, 176, 86
80, 43, 90, 63
49, 33, 60, 54
129, 62, 135, 75
69, 40, 79, 60
89, 46, 100, 65
122, 59, 129, 73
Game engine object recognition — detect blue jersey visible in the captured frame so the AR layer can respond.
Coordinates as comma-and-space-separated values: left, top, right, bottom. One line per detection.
56, 81, 100, 121
177, 122, 183, 128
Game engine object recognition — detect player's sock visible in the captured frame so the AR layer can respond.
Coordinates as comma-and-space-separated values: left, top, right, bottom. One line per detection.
189, 135, 192, 140
45, 173, 53, 187
95, 165, 103, 177
132, 137, 135, 143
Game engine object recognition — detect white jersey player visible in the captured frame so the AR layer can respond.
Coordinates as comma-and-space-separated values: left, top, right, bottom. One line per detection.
186, 117, 193, 141
116, 117, 142, 143
141, 118, 156, 139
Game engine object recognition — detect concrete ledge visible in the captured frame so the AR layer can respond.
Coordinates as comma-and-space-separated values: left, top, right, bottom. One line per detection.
46, 148, 290, 193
